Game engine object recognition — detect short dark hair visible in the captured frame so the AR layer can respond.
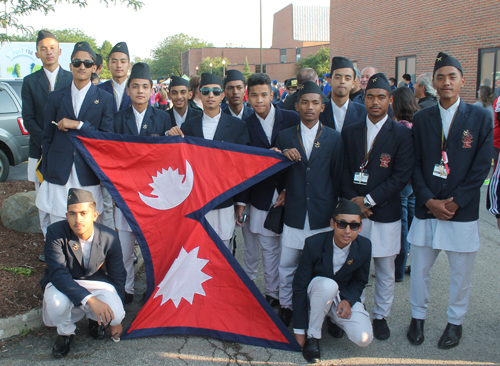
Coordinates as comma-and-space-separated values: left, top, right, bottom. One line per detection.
391, 87, 420, 122
389, 77, 396, 84
91, 73, 99, 82
402, 74, 411, 82
95, 54, 103, 69
247, 73, 271, 93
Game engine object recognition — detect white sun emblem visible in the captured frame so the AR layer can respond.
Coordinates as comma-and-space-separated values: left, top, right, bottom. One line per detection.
139, 160, 194, 210
154, 246, 212, 307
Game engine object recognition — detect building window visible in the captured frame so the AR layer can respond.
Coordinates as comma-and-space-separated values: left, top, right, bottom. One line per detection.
255, 65, 266, 73
477, 48, 500, 97
396, 56, 416, 86
280, 49, 286, 64
296, 48, 301, 62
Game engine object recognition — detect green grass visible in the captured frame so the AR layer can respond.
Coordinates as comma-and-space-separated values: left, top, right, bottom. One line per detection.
18, 327, 30, 337
1, 266, 35, 277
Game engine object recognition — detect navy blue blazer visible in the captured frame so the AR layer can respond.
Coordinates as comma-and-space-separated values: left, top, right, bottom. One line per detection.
340, 119, 414, 223
167, 105, 202, 128
41, 221, 126, 305
42, 84, 114, 186
114, 105, 171, 136
97, 80, 132, 112
181, 111, 250, 209
292, 230, 371, 330
222, 104, 255, 120
276, 124, 344, 230
242, 107, 300, 210
412, 101, 493, 222
319, 100, 367, 132
22, 67, 73, 159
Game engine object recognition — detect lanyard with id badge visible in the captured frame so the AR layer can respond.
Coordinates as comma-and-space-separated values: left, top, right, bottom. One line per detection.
433, 109, 458, 179
354, 126, 377, 185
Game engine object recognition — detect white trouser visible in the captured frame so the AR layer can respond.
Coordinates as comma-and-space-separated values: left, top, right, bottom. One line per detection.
307, 277, 373, 347
118, 230, 136, 294
43, 280, 125, 336
100, 184, 115, 230
34, 181, 51, 238
372, 255, 396, 320
242, 225, 281, 299
410, 244, 477, 325
279, 246, 302, 308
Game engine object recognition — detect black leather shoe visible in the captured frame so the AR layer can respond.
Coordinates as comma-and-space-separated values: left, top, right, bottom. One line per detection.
125, 292, 134, 304
326, 317, 344, 338
302, 337, 320, 363
52, 335, 73, 358
265, 295, 279, 308
88, 319, 106, 339
438, 323, 462, 349
407, 318, 425, 345
373, 318, 390, 340
278, 307, 293, 327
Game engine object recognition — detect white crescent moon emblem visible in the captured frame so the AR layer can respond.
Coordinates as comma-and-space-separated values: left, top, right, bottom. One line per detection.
138, 160, 194, 210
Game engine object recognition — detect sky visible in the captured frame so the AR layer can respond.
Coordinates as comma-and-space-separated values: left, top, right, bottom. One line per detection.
13, 0, 329, 60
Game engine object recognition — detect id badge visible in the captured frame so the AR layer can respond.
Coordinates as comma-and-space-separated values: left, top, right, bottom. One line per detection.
354, 172, 369, 185
433, 164, 448, 179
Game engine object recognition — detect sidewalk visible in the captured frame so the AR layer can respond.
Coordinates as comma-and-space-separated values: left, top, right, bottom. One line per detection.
1, 185, 499, 365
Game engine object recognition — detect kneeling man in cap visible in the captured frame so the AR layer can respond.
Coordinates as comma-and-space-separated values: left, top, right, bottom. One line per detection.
292, 198, 373, 363
41, 188, 126, 358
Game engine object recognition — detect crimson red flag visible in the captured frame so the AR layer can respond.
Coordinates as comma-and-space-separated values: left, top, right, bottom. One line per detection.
69, 130, 300, 352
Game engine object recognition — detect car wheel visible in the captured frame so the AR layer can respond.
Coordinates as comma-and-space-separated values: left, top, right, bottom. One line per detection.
0, 150, 10, 182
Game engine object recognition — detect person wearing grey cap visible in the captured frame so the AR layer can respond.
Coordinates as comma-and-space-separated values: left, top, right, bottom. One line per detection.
36, 41, 114, 227
41, 188, 126, 358
22, 30, 73, 242
292, 199, 373, 362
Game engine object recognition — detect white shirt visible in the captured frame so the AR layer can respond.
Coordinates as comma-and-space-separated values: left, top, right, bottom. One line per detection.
300, 121, 319, 160
332, 99, 349, 132
333, 241, 351, 274
132, 106, 147, 134
71, 81, 92, 118
173, 108, 187, 128
79, 230, 95, 269
438, 97, 461, 138
112, 79, 127, 110
255, 104, 276, 144
202, 110, 222, 140
43, 66, 60, 92
228, 105, 245, 120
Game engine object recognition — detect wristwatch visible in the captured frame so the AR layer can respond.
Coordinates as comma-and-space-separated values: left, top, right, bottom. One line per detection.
363, 196, 372, 209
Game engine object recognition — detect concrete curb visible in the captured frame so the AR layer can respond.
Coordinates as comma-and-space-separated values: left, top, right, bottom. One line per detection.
0, 245, 144, 341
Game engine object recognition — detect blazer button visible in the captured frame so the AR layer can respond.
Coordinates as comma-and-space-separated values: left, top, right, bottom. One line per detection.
306, 197, 310, 201
306, 182, 310, 186
73, 151, 77, 156
306, 167, 310, 171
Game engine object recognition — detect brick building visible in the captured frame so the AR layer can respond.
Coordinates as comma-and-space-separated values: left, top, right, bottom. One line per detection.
329, 0, 500, 102
181, 4, 330, 82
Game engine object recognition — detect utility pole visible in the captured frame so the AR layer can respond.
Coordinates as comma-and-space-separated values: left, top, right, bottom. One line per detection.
259, 0, 263, 73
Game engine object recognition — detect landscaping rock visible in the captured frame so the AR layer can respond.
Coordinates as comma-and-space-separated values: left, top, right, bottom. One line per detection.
0, 191, 42, 233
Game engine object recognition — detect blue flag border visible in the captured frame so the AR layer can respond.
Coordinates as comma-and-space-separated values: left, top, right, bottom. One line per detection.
68, 130, 300, 352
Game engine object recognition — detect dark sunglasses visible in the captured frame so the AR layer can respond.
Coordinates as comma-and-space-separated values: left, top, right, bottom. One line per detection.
200, 87, 223, 96
334, 220, 361, 231
71, 59, 95, 68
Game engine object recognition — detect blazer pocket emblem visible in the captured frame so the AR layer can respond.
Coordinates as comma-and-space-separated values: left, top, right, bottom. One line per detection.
380, 153, 391, 168
72, 243, 79, 251
462, 130, 473, 148
347, 259, 353, 265
314, 142, 320, 148
94, 99, 99, 104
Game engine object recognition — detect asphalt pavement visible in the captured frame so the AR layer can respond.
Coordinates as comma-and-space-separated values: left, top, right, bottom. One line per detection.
0, 181, 499, 365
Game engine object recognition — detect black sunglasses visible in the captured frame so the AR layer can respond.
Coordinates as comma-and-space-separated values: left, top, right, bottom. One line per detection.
71, 59, 95, 68
200, 87, 223, 96
334, 220, 361, 231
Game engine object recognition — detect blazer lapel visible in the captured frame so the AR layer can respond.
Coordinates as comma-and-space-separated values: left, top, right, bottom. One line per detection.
62, 86, 77, 120
36, 69, 50, 95
77, 84, 97, 120
427, 104, 442, 138
140, 106, 153, 136
334, 238, 359, 278
86, 226, 104, 276
125, 108, 139, 136
324, 100, 336, 130
121, 90, 131, 110
69, 233, 84, 270
321, 231, 335, 276
251, 115, 271, 147
55, 67, 71, 91
271, 106, 284, 144
447, 101, 469, 142
367, 119, 392, 166
213, 112, 231, 141
291, 126, 307, 162
308, 125, 327, 164
354, 121, 366, 160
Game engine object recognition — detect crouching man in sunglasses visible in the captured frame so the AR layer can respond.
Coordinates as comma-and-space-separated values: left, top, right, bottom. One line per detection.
168, 73, 250, 251
36, 41, 114, 227
292, 198, 373, 363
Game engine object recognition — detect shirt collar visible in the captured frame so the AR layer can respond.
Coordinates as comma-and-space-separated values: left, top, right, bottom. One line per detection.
229, 105, 245, 119
203, 110, 222, 123
300, 121, 320, 135
366, 114, 389, 130
173, 107, 186, 120
43, 65, 60, 77
71, 80, 92, 96
256, 104, 276, 124
332, 98, 349, 111
438, 97, 461, 114
112, 78, 127, 89
79, 229, 95, 244
132, 106, 147, 119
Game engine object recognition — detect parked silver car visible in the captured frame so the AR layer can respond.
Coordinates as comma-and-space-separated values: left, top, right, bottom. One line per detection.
0, 82, 29, 181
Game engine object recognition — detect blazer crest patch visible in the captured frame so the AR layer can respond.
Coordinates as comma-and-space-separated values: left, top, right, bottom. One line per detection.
462, 130, 473, 148
72, 243, 79, 251
347, 259, 353, 265
380, 153, 391, 168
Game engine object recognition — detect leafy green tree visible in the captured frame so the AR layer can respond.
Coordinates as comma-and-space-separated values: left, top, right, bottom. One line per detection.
198, 57, 230, 78
243, 57, 251, 80
150, 33, 213, 78
99, 40, 113, 60
1, 0, 143, 41
297, 47, 330, 78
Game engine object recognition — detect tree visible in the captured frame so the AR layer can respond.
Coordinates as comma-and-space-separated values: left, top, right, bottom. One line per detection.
150, 33, 213, 78
297, 47, 330, 78
1, 0, 144, 41
198, 57, 230, 78
243, 57, 251, 80
99, 40, 113, 60
10, 28, 99, 50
